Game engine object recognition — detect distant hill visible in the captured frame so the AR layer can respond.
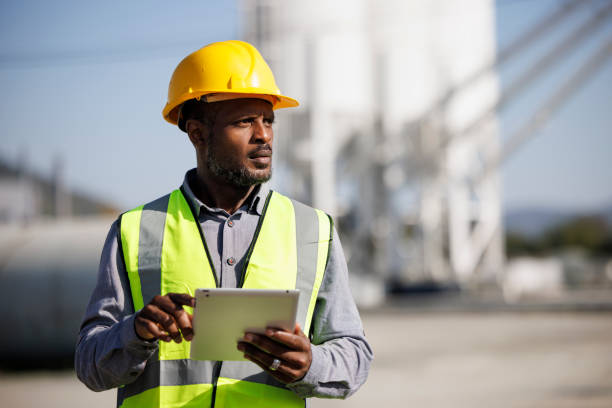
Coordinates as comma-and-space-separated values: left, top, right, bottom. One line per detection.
504, 205, 612, 237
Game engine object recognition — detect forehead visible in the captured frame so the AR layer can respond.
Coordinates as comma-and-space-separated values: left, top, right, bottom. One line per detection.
214, 98, 274, 121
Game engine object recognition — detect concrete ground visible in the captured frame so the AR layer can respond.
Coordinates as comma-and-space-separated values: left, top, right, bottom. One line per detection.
1, 311, 611, 407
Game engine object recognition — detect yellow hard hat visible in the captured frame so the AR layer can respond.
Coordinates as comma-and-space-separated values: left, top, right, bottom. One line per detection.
162, 40, 299, 125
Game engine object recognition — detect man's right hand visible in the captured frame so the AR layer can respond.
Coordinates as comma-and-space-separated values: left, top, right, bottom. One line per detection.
134, 293, 196, 343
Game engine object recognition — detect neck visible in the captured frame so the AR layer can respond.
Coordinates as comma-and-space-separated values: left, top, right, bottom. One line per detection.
192, 166, 255, 214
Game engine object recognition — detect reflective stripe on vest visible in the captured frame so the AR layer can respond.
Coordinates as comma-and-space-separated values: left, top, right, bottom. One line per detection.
118, 188, 332, 408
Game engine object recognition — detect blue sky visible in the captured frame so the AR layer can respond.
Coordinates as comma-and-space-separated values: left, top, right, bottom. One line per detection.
496, 0, 612, 212
0, 0, 610, 212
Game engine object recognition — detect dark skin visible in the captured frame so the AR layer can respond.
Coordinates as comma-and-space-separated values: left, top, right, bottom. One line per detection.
237, 324, 312, 384
134, 98, 312, 384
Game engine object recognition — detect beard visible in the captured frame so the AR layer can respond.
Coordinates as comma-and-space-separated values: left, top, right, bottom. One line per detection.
206, 138, 272, 187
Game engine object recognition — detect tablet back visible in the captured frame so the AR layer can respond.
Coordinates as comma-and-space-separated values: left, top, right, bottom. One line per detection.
190, 288, 299, 361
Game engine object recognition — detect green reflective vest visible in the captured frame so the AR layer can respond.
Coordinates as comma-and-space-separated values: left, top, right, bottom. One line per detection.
118, 188, 332, 408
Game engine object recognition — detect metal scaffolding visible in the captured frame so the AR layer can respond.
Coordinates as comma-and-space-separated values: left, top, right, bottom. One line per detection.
241, 0, 612, 302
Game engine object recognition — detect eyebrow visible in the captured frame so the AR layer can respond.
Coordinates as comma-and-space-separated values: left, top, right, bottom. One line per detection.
231, 111, 275, 120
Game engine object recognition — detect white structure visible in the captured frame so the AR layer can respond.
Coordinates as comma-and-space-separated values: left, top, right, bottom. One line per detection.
503, 257, 565, 302
0, 217, 114, 358
241, 0, 504, 288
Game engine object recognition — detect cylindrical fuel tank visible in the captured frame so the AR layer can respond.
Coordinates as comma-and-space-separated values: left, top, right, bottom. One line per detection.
0, 217, 114, 361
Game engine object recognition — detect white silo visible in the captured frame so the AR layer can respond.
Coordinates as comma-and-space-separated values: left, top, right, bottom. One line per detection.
241, 0, 504, 293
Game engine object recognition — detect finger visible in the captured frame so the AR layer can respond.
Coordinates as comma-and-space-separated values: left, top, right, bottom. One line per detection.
290, 323, 308, 339
264, 328, 310, 351
140, 304, 182, 342
244, 354, 295, 384
242, 352, 294, 383
278, 350, 311, 370
167, 293, 196, 308
135, 315, 172, 342
153, 296, 194, 341
238, 336, 310, 371
177, 314, 194, 341
242, 333, 291, 355
152, 294, 187, 314
238, 342, 299, 383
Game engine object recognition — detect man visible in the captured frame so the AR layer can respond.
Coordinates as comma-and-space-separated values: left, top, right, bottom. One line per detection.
75, 40, 372, 407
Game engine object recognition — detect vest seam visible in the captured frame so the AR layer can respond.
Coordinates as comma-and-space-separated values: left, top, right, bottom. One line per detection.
323, 214, 334, 273
117, 214, 136, 314
308, 213, 333, 340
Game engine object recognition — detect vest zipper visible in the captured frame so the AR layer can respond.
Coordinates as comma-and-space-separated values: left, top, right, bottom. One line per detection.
210, 361, 223, 407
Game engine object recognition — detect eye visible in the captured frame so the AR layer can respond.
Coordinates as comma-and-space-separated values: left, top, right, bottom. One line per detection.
234, 117, 254, 127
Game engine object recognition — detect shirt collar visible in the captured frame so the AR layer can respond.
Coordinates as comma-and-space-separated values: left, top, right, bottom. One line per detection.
181, 168, 270, 217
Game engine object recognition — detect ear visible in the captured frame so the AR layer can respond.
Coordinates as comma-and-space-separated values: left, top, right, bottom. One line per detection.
186, 119, 208, 148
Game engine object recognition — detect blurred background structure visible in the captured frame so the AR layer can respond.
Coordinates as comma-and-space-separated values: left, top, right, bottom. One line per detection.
242, 0, 506, 303
239, 0, 612, 307
1, 0, 611, 407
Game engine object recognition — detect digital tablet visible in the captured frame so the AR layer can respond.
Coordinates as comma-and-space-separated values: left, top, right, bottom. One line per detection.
190, 288, 299, 361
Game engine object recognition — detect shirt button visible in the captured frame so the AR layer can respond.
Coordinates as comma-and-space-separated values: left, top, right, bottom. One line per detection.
227, 257, 235, 266
228, 220, 234, 227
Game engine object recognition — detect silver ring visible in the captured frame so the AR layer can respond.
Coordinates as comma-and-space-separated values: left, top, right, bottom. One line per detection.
269, 358, 281, 371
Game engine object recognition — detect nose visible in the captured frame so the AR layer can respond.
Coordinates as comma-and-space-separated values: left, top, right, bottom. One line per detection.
252, 117, 273, 143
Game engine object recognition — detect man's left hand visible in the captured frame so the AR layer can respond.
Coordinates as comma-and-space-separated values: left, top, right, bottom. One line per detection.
237, 324, 312, 384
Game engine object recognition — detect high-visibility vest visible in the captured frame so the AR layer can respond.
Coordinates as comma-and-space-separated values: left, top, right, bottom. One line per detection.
117, 187, 332, 408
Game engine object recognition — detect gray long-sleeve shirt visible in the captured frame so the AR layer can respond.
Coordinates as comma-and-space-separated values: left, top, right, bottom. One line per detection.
75, 169, 373, 400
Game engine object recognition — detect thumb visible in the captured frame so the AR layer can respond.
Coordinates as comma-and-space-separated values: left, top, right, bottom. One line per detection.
294, 323, 306, 337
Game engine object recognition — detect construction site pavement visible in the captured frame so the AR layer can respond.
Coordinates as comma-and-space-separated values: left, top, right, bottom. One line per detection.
1, 310, 611, 407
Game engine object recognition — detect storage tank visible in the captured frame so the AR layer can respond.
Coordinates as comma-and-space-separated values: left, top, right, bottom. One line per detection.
0, 217, 113, 362
241, 0, 504, 290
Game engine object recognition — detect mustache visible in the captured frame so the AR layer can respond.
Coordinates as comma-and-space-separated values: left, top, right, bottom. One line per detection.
248, 144, 273, 156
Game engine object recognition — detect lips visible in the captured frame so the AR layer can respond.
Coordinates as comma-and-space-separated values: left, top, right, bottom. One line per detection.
248, 146, 272, 159
250, 151, 271, 159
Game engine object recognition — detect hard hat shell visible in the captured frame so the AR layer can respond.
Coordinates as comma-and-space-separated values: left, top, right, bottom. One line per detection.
162, 40, 299, 125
